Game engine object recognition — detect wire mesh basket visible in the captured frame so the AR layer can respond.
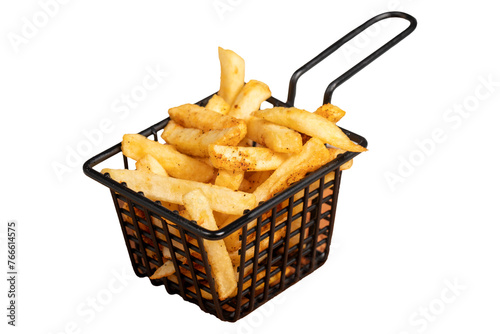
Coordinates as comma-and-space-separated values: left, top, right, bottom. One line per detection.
83, 12, 416, 322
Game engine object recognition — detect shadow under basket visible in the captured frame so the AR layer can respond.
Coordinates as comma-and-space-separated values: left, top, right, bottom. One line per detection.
83, 11, 416, 322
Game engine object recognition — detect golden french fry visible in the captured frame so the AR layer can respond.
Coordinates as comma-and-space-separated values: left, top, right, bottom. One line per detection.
161, 121, 246, 157
183, 189, 237, 300
246, 117, 303, 153
168, 103, 243, 131
228, 80, 271, 121
209, 145, 289, 172
101, 169, 256, 215
135, 154, 168, 177
218, 47, 245, 106
150, 260, 175, 280
214, 169, 245, 191
253, 107, 367, 152
252, 138, 330, 203
327, 148, 353, 171
206, 94, 230, 115
122, 134, 214, 183
314, 104, 346, 123
239, 170, 273, 193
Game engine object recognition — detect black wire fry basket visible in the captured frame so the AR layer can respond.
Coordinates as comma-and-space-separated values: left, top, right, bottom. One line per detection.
83, 12, 416, 322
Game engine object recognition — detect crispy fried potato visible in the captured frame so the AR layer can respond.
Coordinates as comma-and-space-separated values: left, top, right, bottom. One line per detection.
209, 145, 289, 172
150, 260, 175, 280
135, 154, 168, 177
218, 47, 245, 106
183, 190, 237, 300
327, 148, 353, 171
161, 121, 246, 157
252, 138, 330, 203
206, 94, 230, 115
122, 134, 214, 182
168, 103, 243, 131
246, 117, 303, 153
101, 169, 256, 215
239, 170, 273, 193
215, 169, 245, 191
228, 80, 271, 121
253, 107, 366, 152
314, 104, 346, 123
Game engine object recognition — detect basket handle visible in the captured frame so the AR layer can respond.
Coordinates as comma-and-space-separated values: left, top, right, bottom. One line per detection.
286, 11, 417, 106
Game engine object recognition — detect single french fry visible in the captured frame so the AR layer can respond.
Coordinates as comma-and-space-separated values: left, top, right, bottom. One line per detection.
101, 169, 256, 215
228, 80, 271, 121
218, 47, 245, 106
183, 189, 237, 300
122, 134, 214, 183
253, 107, 367, 152
150, 260, 176, 280
135, 154, 168, 177
161, 121, 246, 157
252, 138, 330, 203
214, 169, 245, 191
206, 94, 230, 115
209, 145, 289, 172
168, 103, 244, 131
327, 148, 353, 171
246, 116, 303, 153
314, 104, 346, 123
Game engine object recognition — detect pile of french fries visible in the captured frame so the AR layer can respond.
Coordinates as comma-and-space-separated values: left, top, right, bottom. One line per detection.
101, 47, 365, 301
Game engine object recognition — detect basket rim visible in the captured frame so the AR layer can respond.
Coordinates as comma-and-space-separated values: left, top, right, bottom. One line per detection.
82, 94, 368, 240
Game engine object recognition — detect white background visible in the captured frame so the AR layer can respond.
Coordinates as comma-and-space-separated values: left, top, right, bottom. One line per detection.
1, 1, 499, 333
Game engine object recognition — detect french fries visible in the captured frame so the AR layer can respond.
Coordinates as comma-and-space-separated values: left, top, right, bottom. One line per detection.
228, 80, 271, 121
314, 103, 346, 123
252, 137, 330, 203
209, 145, 289, 172
218, 47, 245, 106
101, 168, 256, 215
206, 94, 230, 115
183, 190, 237, 300
161, 120, 246, 157
214, 169, 245, 191
168, 103, 243, 130
135, 154, 168, 177
253, 107, 367, 152
100, 46, 362, 303
246, 117, 303, 153
122, 134, 214, 182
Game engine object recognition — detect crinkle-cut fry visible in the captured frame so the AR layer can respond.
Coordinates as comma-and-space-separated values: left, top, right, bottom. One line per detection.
218, 47, 245, 106
253, 107, 367, 152
252, 137, 330, 204
246, 116, 303, 153
314, 103, 346, 123
228, 80, 271, 121
205, 94, 230, 115
183, 189, 237, 300
135, 153, 168, 177
209, 145, 289, 172
214, 169, 245, 191
168, 103, 244, 131
150, 260, 175, 280
161, 120, 246, 157
122, 134, 214, 183
101, 169, 256, 215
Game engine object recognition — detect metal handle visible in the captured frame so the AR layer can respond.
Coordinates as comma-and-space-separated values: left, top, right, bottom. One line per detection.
286, 11, 417, 106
